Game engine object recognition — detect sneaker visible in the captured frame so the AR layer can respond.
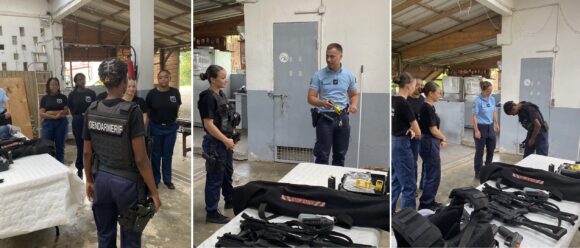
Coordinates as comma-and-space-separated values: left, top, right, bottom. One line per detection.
206, 211, 230, 224
164, 182, 176, 190
224, 201, 233, 209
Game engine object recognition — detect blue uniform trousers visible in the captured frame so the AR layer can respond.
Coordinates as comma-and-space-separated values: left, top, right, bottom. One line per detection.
202, 135, 233, 212
149, 121, 179, 185
474, 124, 496, 177
391, 136, 417, 211
524, 131, 549, 158
313, 114, 350, 166
72, 115, 84, 176
92, 171, 141, 248
418, 135, 441, 206
42, 118, 68, 163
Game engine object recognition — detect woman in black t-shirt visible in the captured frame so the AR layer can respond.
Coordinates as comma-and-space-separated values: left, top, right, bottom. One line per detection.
123, 79, 149, 125
146, 70, 181, 190
68, 73, 97, 178
417, 82, 447, 210
39, 77, 69, 163
391, 72, 421, 212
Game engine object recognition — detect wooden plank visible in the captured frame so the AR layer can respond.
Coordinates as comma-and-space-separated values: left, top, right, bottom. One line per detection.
393, 0, 476, 39
392, 0, 422, 15
0, 71, 41, 137
402, 18, 499, 59
0, 78, 34, 138
397, 13, 499, 51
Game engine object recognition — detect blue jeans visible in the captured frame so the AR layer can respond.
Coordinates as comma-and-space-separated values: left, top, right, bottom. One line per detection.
410, 138, 422, 188
202, 135, 233, 212
391, 136, 417, 211
72, 115, 84, 176
0, 125, 11, 139
313, 114, 350, 166
92, 171, 141, 248
419, 135, 441, 206
42, 118, 68, 163
149, 121, 179, 185
474, 124, 496, 176
524, 131, 549, 158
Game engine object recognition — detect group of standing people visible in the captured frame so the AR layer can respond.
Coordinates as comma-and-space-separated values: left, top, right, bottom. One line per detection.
391, 72, 446, 211
391, 71, 549, 213
39, 69, 181, 189
197, 42, 360, 224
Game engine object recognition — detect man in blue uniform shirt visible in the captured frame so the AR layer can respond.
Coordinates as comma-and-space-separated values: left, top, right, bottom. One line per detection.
307, 43, 359, 166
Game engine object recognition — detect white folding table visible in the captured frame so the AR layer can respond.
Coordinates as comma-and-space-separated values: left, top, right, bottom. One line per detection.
479, 154, 580, 248
0, 154, 85, 239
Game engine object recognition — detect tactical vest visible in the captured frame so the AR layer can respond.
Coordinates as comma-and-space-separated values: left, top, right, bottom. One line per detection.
86, 100, 139, 181
212, 90, 236, 134
519, 101, 548, 132
393, 187, 495, 247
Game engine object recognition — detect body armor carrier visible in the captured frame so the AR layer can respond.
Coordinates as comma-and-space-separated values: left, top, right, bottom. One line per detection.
86, 100, 139, 181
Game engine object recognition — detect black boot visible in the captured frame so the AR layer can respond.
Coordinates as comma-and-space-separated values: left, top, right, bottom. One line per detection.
206, 211, 230, 224
224, 201, 233, 209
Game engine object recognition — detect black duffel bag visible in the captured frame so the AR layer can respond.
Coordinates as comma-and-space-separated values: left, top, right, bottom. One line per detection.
232, 180, 389, 230
0, 138, 55, 160
480, 162, 580, 202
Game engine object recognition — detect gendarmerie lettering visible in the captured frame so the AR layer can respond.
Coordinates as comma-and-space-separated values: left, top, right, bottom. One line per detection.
88, 120, 124, 135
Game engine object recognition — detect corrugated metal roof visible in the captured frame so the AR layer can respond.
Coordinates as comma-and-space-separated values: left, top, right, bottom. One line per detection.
193, 0, 243, 25
392, 0, 500, 67
65, 0, 191, 47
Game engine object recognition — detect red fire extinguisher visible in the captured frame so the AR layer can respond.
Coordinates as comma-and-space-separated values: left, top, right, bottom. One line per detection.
127, 54, 135, 80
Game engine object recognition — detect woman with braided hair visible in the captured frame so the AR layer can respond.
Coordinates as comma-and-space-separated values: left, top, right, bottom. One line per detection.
84, 57, 161, 247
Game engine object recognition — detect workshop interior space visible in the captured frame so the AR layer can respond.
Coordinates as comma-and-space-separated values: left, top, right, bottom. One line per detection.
391, 0, 580, 247
0, 0, 192, 247
193, 0, 389, 247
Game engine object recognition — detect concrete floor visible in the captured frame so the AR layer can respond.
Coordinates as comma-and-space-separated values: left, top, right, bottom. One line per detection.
192, 127, 390, 247
0, 87, 192, 248
393, 128, 580, 246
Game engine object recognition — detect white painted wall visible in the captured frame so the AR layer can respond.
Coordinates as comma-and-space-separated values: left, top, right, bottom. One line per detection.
245, 0, 389, 94
500, 0, 580, 108
499, 0, 580, 156
0, 0, 64, 86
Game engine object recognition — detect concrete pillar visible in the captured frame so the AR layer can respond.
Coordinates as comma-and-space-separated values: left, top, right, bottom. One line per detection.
130, 0, 154, 94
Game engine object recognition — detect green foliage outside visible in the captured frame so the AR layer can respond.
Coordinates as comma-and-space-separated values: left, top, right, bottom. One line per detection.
180, 50, 191, 86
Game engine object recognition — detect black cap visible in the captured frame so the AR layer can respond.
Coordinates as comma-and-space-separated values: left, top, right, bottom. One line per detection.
503, 101, 516, 115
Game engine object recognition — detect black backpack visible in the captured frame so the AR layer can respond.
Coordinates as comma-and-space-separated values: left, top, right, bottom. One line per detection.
393, 187, 496, 247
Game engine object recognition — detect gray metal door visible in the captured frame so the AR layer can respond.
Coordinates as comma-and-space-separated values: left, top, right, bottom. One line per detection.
519, 58, 552, 141
272, 22, 318, 163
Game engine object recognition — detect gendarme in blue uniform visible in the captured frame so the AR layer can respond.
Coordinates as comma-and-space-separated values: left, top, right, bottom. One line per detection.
309, 66, 357, 112
472, 94, 496, 125
310, 65, 357, 166
472, 94, 497, 177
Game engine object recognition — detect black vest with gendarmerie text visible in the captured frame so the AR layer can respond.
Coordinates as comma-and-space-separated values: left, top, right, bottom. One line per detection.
87, 100, 139, 181
213, 91, 234, 134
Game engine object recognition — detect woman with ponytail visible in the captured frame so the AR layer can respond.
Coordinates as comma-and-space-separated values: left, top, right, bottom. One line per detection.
197, 65, 236, 224
391, 72, 421, 212
417, 81, 446, 210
